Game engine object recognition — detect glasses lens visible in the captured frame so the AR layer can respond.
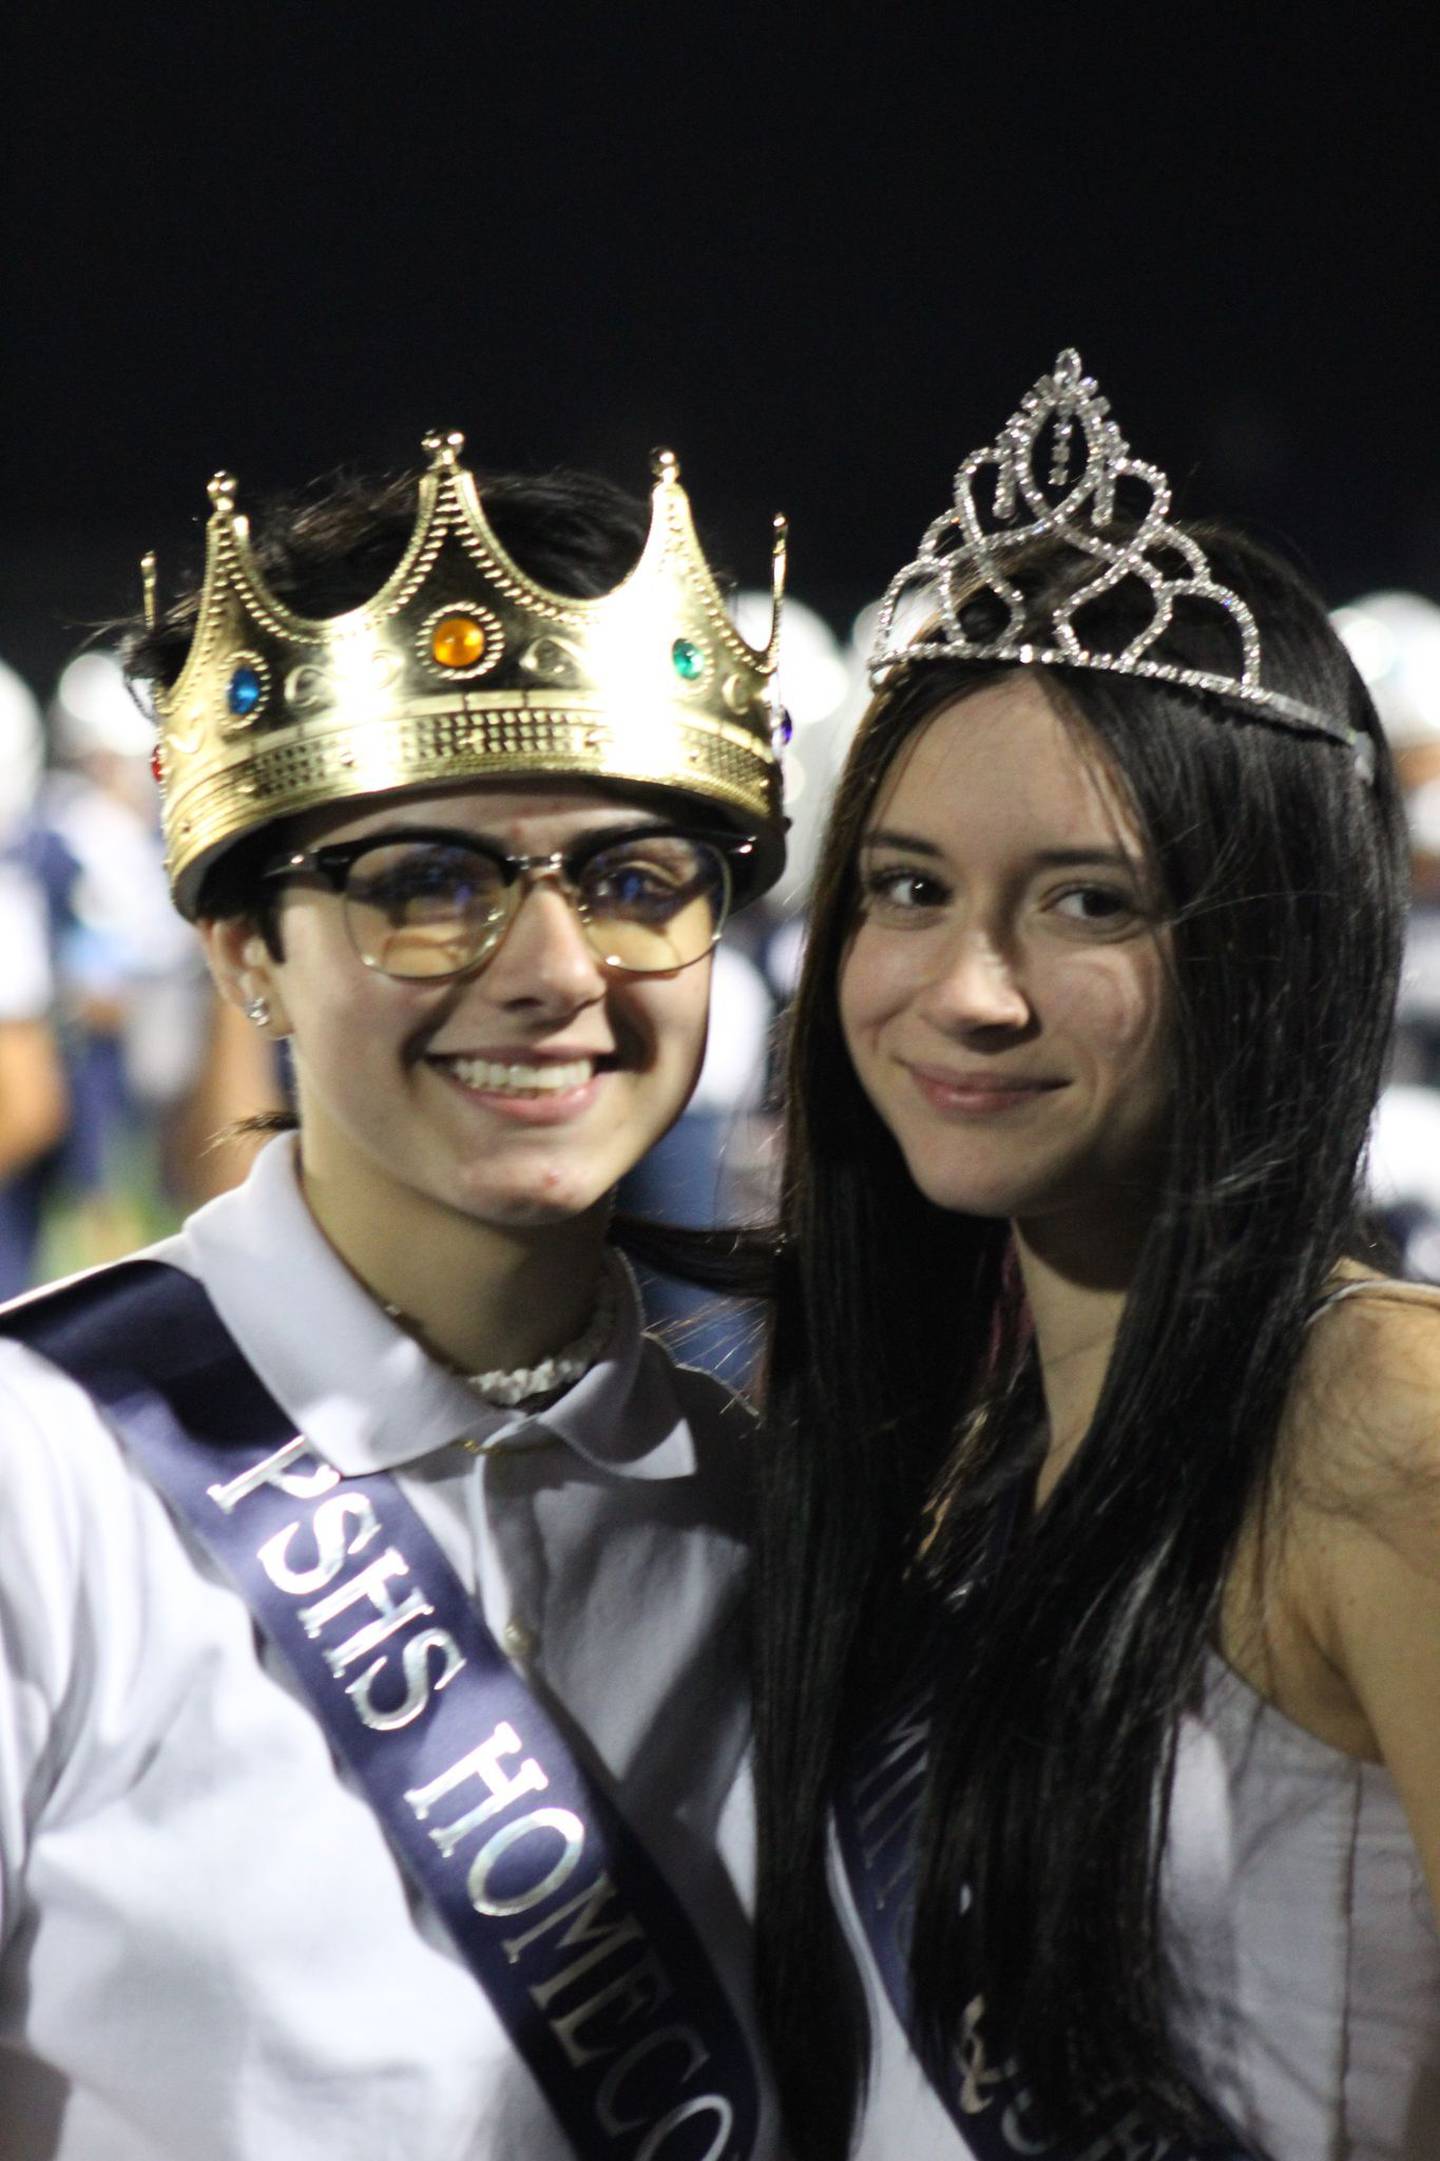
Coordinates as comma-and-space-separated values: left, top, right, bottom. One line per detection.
342, 841, 508, 978
576, 835, 730, 972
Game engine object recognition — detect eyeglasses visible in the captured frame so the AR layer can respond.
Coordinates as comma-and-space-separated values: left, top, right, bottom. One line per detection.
262, 824, 749, 981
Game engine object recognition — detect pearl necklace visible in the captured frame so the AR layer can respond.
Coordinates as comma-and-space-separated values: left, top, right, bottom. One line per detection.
464, 1278, 616, 1408
381, 1277, 616, 1412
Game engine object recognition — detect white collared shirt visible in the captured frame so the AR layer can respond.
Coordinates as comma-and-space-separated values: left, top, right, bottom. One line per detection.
0, 1137, 781, 2160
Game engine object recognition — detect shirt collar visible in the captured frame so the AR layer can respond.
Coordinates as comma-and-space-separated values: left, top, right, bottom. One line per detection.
162, 1136, 698, 1483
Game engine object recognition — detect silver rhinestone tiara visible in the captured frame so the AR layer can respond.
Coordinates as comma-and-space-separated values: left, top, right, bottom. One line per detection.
868, 349, 1365, 762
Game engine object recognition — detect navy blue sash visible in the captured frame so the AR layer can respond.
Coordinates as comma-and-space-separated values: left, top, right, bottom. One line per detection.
834, 1481, 1255, 2161
835, 1710, 1256, 2158
2, 1259, 758, 2161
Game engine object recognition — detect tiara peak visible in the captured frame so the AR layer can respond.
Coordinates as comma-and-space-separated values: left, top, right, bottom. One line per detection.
869, 349, 1366, 766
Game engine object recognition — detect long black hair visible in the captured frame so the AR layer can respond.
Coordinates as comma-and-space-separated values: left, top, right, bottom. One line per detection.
753, 525, 1408, 2151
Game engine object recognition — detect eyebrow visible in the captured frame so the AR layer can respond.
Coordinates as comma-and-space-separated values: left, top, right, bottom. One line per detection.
860, 829, 1143, 873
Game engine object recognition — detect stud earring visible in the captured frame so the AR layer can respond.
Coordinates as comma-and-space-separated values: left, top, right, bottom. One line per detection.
245, 996, 271, 1028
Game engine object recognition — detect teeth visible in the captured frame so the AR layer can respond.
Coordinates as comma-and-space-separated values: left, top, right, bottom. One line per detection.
442, 1056, 594, 1095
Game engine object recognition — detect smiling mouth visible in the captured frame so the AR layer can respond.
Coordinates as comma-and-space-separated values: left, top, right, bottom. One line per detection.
906, 1064, 1065, 1108
925, 1076, 1057, 1092
429, 1054, 612, 1097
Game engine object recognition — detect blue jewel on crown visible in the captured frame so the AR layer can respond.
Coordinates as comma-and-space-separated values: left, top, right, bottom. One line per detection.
227, 662, 264, 718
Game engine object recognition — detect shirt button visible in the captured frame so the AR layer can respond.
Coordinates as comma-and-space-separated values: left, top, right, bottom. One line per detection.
502, 1618, 537, 1661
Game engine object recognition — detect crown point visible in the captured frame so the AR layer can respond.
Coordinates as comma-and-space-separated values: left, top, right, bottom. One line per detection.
423, 430, 465, 470
771, 513, 789, 601
208, 472, 237, 513
651, 448, 681, 485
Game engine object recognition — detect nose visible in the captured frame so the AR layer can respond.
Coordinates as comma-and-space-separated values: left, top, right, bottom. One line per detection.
479, 873, 607, 1012
917, 922, 1033, 1037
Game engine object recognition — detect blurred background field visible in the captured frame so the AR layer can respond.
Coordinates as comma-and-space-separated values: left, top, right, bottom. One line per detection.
6, 4, 1440, 1344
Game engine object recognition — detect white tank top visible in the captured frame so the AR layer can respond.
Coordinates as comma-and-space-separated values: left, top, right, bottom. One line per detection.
1163, 1649, 1440, 2157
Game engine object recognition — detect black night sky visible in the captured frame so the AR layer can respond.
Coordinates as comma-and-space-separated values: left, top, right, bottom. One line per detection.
5, 7, 1439, 696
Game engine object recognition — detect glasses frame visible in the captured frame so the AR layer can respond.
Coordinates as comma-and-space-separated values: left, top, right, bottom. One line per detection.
260, 822, 754, 982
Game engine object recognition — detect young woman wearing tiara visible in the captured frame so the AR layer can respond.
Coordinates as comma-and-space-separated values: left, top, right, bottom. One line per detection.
754, 353, 1440, 2159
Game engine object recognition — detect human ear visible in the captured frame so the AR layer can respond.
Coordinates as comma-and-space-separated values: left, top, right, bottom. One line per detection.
196, 916, 292, 1039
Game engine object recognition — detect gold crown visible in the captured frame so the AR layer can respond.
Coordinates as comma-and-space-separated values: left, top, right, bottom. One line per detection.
151, 431, 789, 917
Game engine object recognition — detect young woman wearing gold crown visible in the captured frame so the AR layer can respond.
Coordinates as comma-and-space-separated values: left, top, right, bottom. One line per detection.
0, 437, 805, 2159
749, 356, 1440, 2158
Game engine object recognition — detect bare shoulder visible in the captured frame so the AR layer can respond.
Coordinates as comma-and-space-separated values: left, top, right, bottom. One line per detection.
1290, 1278, 1440, 1565
1284, 1284, 1440, 1906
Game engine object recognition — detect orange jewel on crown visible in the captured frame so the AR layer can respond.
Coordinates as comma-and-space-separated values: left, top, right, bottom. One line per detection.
431, 613, 487, 669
